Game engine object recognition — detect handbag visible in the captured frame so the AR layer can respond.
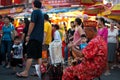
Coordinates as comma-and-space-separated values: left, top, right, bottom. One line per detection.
42, 44, 49, 59
42, 50, 48, 59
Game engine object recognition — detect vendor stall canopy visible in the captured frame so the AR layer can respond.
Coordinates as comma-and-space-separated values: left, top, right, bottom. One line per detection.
46, 7, 83, 14
101, 3, 120, 21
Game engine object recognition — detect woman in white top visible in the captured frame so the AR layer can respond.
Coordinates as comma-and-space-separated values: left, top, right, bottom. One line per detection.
53, 24, 61, 41
108, 22, 119, 69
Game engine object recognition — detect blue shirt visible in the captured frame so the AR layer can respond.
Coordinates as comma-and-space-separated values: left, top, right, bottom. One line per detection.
30, 9, 44, 42
2, 23, 15, 41
80, 43, 87, 50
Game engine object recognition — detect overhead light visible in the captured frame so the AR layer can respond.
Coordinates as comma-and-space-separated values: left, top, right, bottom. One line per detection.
71, 5, 80, 7
12, 0, 14, 3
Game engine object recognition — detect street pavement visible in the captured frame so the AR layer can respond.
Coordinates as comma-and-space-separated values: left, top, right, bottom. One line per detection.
0, 65, 120, 80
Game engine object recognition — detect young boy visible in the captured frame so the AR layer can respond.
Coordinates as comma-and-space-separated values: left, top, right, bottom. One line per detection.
11, 36, 23, 74
72, 34, 87, 65
79, 34, 87, 50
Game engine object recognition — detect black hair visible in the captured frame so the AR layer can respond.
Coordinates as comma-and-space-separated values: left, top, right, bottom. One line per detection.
95, 17, 98, 20
53, 24, 59, 30
33, 0, 42, 8
24, 18, 30, 28
4, 16, 11, 21
19, 19, 23, 22
14, 36, 20, 40
0, 15, 2, 19
70, 21, 75, 28
44, 14, 49, 21
99, 17, 105, 25
71, 21, 74, 24
118, 22, 120, 25
75, 18, 84, 29
81, 34, 86, 38
10, 17, 14, 23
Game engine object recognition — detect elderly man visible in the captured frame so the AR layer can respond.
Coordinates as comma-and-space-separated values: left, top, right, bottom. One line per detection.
62, 26, 107, 80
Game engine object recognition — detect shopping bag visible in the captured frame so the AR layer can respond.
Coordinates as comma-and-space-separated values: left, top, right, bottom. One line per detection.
35, 64, 41, 79
42, 50, 48, 59
49, 40, 64, 64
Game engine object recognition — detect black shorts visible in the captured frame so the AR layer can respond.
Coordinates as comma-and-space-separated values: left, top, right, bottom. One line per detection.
27, 40, 42, 59
11, 58, 23, 67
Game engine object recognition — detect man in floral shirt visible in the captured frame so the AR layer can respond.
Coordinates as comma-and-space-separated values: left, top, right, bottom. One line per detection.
62, 27, 107, 80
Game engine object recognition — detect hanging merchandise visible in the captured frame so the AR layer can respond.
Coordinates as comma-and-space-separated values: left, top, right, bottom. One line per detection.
13, 0, 24, 4
1, 0, 12, 6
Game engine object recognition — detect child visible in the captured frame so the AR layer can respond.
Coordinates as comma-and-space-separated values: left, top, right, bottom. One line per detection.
79, 34, 87, 50
53, 24, 62, 41
72, 34, 87, 65
10, 36, 23, 74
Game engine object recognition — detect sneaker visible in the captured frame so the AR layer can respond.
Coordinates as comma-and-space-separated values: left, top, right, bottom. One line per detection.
17, 64, 23, 68
111, 64, 117, 69
2, 63, 7, 68
6, 65, 10, 69
104, 71, 111, 76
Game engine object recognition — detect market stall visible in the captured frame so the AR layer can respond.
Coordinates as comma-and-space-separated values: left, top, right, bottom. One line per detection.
102, 3, 120, 21
84, 3, 109, 16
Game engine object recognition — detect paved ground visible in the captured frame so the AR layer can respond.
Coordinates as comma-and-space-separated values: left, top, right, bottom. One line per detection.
0, 65, 120, 80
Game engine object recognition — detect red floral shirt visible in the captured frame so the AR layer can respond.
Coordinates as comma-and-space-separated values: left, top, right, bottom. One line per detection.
62, 35, 107, 80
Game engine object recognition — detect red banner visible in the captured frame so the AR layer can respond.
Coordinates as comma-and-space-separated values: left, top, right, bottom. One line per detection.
84, 20, 97, 27
14, 0, 25, 4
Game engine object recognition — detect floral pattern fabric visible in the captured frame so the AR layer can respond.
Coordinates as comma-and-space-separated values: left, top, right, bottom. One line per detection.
62, 35, 107, 80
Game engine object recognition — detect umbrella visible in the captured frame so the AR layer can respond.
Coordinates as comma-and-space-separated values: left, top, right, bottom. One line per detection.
84, 4, 109, 16
107, 15, 120, 21
101, 4, 120, 21
111, 3, 120, 15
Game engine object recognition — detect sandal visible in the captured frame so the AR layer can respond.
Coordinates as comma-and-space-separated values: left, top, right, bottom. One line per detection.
16, 72, 28, 78
30, 72, 38, 76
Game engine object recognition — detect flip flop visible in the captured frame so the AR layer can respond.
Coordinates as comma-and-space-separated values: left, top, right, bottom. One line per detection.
16, 72, 28, 78
30, 72, 38, 76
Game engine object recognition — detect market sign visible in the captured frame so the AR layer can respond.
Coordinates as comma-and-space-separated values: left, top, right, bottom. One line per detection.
80, 0, 103, 6
41, 0, 103, 7
0, 7, 24, 15
84, 20, 97, 27
42, 0, 81, 7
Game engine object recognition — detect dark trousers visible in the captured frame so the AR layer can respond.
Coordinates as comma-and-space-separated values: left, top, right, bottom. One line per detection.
1, 40, 12, 62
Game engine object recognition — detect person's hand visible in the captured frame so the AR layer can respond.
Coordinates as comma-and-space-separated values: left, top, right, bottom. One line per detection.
42, 42, 45, 45
68, 42, 73, 48
26, 36, 30, 42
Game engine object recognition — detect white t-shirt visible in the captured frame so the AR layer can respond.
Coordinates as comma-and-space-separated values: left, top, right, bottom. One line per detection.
108, 28, 118, 43
12, 43, 23, 59
54, 30, 61, 41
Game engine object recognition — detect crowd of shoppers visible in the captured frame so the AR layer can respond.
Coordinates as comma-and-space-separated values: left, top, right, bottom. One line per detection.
0, 0, 120, 80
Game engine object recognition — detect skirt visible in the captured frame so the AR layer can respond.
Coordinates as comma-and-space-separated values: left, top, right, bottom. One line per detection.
108, 43, 117, 62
